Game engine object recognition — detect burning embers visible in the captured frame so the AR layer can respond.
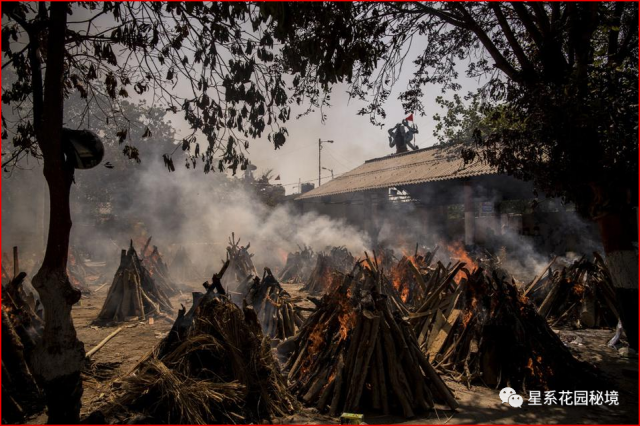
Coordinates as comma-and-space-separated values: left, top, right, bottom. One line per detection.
284, 258, 458, 417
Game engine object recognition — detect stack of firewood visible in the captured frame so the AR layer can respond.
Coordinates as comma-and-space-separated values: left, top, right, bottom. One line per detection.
97, 273, 299, 424
387, 246, 441, 309
530, 253, 618, 328
279, 245, 316, 283
2, 273, 45, 423
302, 246, 354, 294
141, 242, 180, 297
286, 255, 458, 418
414, 265, 597, 391
245, 268, 305, 340
222, 233, 259, 301
95, 242, 174, 324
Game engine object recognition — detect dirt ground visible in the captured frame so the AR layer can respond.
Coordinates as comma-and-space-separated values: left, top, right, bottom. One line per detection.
28, 281, 638, 425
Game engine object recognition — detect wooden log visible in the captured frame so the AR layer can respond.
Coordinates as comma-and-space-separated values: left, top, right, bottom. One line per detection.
344, 316, 372, 409
374, 338, 389, 414
346, 312, 381, 412
316, 371, 337, 411
427, 309, 461, 359
86, 326, 124, 358
328, 353, 346, 417
303, 368, 330, 403
524, 256, 556, 296
410, 343, 458, 409
380, 320, 414, 418
370, 352, 381, 410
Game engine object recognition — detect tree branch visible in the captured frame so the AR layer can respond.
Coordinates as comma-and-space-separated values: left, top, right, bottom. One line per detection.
511, 2, 544, 49
489, 3, 535, 77
453, 4, 520, 82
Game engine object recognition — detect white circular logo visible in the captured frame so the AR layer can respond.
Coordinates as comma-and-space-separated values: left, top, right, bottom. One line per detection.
499, 387, 517, 404
508, 394, 524, 408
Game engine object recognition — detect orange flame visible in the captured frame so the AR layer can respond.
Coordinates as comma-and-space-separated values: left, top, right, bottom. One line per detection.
447, 242, 477, 283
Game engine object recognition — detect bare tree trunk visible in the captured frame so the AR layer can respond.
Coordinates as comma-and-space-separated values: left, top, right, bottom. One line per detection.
595, 201, 638, 351
27, 3, 86, 423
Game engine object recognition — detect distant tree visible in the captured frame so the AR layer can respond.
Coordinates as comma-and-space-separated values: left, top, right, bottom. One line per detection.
274, 1, 639, 350
0, 2, 300, 421
250, 168, 286, 206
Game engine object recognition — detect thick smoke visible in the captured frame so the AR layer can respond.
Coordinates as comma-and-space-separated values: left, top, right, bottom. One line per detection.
83, 156, 370, 276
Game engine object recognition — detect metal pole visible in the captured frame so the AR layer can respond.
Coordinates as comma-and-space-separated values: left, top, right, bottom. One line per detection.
318, 139, 334, 187
318, 138, 321, 187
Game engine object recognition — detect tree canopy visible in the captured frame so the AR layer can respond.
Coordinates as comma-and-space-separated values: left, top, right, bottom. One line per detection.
274, 2, 638, 212
2, 2, 305, 174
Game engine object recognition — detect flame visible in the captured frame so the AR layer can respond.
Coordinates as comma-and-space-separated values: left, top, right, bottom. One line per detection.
389, 255, 416, 303
337, 307, 356, 342
447, 242, 477, 283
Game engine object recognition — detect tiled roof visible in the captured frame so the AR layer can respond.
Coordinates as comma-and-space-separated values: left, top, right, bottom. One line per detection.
297, 144, 496, 200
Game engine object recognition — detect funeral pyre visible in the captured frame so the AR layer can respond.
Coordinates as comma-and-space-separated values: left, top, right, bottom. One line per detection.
170, 246, 202, 282
279, 245, 316, 283
244, 268, 306, 340
303, 246, 355, 294
137, 237, 181, 297
283, 254, 458, 418
2, 272, 45, 423
221, 233, 258, 302
95, 272, 298, 424
527, 253, 618, 328
407, 251, 599, 391
94, 242, 174, 324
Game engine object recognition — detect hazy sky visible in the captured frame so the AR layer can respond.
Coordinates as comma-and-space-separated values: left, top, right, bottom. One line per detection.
166, 39, 482, 194
3, 4, 483, 195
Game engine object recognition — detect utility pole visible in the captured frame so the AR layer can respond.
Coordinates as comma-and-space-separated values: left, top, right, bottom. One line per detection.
322, 166, 334, 180
318, 138, 334, 186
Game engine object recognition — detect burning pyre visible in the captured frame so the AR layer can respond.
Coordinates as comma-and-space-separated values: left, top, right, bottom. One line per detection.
411, 263, 598, 391
302, 246, 354, 294
285, 255, 458, 417
279, 245, 316, 283
531, 253, 618, 328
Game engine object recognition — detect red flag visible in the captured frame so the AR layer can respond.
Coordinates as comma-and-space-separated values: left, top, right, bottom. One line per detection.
405, 113, 414, 122
274, 175, 281, 180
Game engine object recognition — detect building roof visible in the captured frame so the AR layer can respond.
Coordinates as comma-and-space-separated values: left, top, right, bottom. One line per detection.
296, 144, 497, 200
